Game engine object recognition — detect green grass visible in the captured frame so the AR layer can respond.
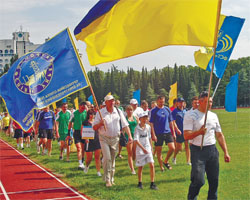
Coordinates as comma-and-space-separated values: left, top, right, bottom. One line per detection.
1, 108, 249, 200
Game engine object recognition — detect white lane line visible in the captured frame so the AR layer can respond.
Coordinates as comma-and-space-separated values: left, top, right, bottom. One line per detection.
0, 181, 10, 200
0, 139, 89, 200
44, 196, 83, 200
0, 187, 67, 195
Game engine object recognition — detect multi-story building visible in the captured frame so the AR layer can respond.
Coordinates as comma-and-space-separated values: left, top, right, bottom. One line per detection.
0, 29, 41, 73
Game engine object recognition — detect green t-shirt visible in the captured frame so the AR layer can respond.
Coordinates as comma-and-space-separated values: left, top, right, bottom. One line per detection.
126, 116, 138, 139
56, 110, 71, 134
71, 110, 87, 130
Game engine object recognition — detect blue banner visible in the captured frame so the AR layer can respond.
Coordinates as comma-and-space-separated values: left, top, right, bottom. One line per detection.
88, 95, 93, 104
207, 16, 245, 78
133, 89, 141, 106
0, 28, 89, 131
225, 73, 238, 112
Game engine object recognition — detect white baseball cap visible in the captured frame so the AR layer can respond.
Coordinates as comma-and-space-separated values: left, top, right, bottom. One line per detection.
104, 95, 114, 101
130, 99, 138, 104
138, 112, 148, 119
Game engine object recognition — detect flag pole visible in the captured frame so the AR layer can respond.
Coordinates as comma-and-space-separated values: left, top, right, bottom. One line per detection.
67, 28, 106, 131
201, 0, 222, 149
212, 78, 221, 99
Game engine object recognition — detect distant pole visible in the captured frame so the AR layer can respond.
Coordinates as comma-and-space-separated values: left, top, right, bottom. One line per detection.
201, 0, 222, 149
212, 78, 222, 99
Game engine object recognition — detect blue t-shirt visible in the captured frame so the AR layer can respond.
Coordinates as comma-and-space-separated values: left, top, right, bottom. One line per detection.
149, 106, 173, 134
171, 108, 186, 134
37, 110, 55, 129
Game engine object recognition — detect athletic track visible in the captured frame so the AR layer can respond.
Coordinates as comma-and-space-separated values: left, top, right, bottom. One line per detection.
0, 139, 90, 200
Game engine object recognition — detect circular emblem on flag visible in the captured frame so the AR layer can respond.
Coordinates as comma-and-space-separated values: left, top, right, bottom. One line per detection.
13, 52, 54, 95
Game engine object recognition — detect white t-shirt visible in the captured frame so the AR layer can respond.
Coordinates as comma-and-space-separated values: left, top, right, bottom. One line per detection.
134, 124, 152, 155
93, 107, 129, 137
183, 109, 222, 146
133, 107, 144, 118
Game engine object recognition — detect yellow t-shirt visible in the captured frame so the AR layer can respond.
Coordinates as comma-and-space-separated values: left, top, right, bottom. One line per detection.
3, 116, 10, 127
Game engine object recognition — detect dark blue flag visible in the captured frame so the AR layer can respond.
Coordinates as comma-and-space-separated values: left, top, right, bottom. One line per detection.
225, 73, 238, 112
0, 28, 89, 131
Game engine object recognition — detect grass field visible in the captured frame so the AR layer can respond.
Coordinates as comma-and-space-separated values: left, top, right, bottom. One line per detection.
1, 108, 249, 200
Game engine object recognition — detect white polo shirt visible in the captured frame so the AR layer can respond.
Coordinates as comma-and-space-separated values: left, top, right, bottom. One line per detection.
183, 109, 222, 146
93, 107, 129, 137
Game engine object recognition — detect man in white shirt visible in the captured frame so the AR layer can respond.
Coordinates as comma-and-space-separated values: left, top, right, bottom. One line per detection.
183, 91, 230, 200
93, 95, 133, 187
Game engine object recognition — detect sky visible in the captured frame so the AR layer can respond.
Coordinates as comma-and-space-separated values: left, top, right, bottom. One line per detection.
0, 0, 249, 72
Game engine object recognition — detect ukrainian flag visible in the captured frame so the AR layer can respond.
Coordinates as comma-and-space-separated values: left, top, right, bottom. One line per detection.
74, 0, 221, 66
194, 15, 245, 78
0, 28, 89, 131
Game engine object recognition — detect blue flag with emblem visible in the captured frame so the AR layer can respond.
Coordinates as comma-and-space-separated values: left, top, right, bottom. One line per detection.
133, 89, 141, 106
194, 16, 245, 78
0, 28, 89, 131
225, 73, 238, 112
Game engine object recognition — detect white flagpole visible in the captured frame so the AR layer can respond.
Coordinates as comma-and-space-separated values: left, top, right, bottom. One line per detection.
212, 78, 222, 99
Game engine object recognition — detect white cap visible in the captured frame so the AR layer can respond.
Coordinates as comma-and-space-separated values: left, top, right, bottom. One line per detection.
130, 99, 138, 104
104, 95, 114, 101
138, 112, 148, 119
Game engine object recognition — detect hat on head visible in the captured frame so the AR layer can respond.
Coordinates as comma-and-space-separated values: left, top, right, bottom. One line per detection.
104, 95, 114, 101
138, 112, 148, 119
177, 97, 185, 102
130, 99, 138, 104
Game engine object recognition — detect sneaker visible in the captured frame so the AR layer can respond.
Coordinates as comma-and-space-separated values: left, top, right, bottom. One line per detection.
187, 162, 192, 166
131, 170, 136, 175
150, 184, 158, 190
97, 171, 102, 177
59, 156, 63, 160
21, 147, 24, 150
84, 166, 89, 174
137, 183, 143, 189
172, 158, 176, 165
78, 164, 85, 170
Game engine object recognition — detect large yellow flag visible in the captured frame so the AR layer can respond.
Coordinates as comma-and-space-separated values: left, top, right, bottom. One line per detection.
169, 82, 177, 108
74, 0, 221, 65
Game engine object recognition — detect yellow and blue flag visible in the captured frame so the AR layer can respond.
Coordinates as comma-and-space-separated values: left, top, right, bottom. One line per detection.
225, 73, 238, 112
194, 16, 245, 78
74, 0, 220, 65
0, 28, 89, 131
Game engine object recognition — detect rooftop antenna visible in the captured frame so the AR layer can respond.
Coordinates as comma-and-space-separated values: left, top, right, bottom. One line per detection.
20, 25, 23, 32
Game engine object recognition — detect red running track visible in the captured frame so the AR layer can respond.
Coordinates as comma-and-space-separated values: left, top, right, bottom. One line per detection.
0, 139, 90, 200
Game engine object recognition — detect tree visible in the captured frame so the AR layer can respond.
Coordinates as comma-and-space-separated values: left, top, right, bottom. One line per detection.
146, 84, 157, 103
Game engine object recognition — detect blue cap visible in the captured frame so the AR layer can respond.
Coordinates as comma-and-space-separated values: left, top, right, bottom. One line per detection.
177, 97, 185, 102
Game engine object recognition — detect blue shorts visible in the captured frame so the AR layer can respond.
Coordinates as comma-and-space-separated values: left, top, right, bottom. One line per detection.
39, 129, 53, 139
73, 130, 85, 144
176, 133, 185, 143
14, 129, 23, 139
155, 133, 174, 146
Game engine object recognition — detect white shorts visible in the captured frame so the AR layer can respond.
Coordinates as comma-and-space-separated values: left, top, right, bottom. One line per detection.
136, 153, 154, 167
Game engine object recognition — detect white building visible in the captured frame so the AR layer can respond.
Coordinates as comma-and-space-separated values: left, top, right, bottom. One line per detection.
0, 29, 41, 73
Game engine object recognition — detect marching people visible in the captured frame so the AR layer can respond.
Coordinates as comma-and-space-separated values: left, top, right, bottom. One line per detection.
149, 95, 175, 171
13, 120, 24, 149
82, 109, 102, 177
68, 102, 88, 170
56, 103, 71, 162
93, 95, 133, 187
171, 98, 191, 165
134, 112, 158, 190
183, 91, 230, 200
35, 106, 59, 156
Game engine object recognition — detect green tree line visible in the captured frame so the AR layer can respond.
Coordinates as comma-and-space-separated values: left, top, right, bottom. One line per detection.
0, 56, 249, 111
83, 56, 249, 108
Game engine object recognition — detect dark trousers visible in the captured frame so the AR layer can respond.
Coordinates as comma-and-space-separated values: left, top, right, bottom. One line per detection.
188, 144, 219, 200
